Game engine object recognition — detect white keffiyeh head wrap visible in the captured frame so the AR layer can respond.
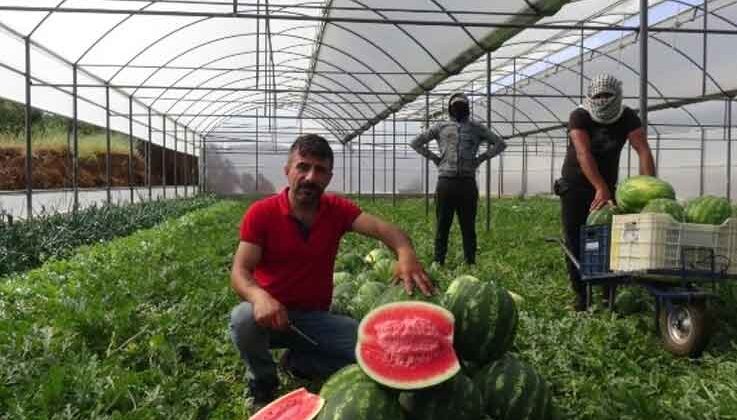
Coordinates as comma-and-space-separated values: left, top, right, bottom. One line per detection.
583, 73, 624, 124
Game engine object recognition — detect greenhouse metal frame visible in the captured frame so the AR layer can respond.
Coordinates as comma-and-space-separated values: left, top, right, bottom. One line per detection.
0, 0, 735, 222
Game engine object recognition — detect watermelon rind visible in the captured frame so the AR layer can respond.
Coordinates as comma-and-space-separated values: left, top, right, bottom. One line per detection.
398, 372, 483, 420
641, 198, 685, 222
586, 205, 620, 226
443, 281, 518, 365
373, 258, 397, 281
373, 285, 441, 308
355, 301, 460, 390
615, 176, 676, 213
365, 248, 394, 266
318, 365, 404, 420
250, 387, 325, 420
684, 195, 732, 225
474, 354, 554, 420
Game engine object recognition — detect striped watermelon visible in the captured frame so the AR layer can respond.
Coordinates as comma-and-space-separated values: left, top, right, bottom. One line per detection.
586, 205, 620, 225
332, 272, 353, 287
443, 279, 518, 365
250, 387, 324, 420
684, 195, 732, 225
398, 372, 483, 420
641, 198, 685, 222
336, 252, 366, 274
330, 282, 357, 316
355, 302, 460, 390
474, 354, 554, 420
373, 258, 397, 281
615, 176, 676, 213
318, 365, 404, 420
373, 285, 441, 307
349, 281, 387, 319
365, 248, 394, 265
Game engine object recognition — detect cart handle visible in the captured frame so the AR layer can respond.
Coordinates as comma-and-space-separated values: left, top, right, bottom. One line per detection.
545, 236, 581, 271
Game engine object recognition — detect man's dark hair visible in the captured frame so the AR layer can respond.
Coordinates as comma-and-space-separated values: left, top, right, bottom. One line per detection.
289, 134, 334, 169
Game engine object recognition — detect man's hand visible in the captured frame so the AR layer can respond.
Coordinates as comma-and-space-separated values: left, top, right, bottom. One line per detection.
590, 185, 612, 211
252, 290, 289, 330
393, 256, 435, 297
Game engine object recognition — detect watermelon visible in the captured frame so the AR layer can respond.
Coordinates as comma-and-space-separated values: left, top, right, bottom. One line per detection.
331, 282, 357, 315
507, 290, 525, 306
641, 198, 685, 222
373, 285, 441, 308
355, 271, 381, 284
615, 176, 676, 213
349, 281, 387, 319
475, 354, 554, 420
332, 272, 353, 287
586, 205, 620, 225
318, 365, 404, 420
336, 252, 366, 274
250, 387, 324, 420
398, 372, 483, 420
355, 302, 460, 390
443, 279, 518, 365
684, 195, 732, 225
365, 248, 394, 265
373, 258, 397, 281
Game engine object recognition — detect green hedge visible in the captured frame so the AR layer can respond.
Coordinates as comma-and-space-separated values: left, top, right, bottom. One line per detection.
0, 195, 217, 278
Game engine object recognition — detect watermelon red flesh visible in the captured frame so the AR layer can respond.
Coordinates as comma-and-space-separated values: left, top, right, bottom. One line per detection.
356, 302, 460, 390
250, 387, 324, 420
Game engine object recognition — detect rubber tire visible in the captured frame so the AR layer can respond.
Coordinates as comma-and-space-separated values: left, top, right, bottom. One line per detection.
658, 300, 711, 358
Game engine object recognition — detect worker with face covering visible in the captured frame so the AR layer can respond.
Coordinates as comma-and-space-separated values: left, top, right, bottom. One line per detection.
555, 73, 655, 311
410, 92, 507, 265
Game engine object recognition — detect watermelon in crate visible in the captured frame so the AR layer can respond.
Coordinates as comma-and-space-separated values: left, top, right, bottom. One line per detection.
684, 195, 732, 225
615, 176, 675, 213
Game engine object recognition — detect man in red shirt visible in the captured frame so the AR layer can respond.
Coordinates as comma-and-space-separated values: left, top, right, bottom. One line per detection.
229, 134, 434, 406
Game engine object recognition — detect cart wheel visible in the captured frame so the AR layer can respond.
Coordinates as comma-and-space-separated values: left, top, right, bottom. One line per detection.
658, 300, 711, 358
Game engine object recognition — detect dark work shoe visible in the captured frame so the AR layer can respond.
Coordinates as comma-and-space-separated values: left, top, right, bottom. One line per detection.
248, 378, 278, 409
278, 350, 313, 381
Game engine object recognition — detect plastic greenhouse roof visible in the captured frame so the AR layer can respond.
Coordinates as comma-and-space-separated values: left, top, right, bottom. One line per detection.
0, 0, 736, 153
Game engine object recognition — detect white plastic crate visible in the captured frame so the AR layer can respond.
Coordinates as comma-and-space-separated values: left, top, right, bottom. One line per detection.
609, 213, 737, 274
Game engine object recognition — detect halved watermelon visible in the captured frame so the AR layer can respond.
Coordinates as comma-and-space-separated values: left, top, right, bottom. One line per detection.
355, 301, 460, 390
249, 387, 324, 420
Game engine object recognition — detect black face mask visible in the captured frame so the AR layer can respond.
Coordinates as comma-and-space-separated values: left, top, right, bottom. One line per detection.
449, 102, 470, 121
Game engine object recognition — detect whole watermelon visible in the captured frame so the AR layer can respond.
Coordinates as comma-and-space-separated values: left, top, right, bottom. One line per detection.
333, 271, 353, 287
475, 354, 554, 420
586, 205, 620, 225
684, 195, 732, 225
318, 364, 404, 420
615, 176, 676, 213
349, 281, 387, 319
365, 248, 394, 266
336, 252, 366, 274
373, 258, 397, 281
641, 198, 685, 222
330, 282, 357, 315
442, 278, 518, 365
373, 284, 441, 308
398, 372, 483, 420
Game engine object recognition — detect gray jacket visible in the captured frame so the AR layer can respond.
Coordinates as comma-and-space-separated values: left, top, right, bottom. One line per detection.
410, 120, 507, 178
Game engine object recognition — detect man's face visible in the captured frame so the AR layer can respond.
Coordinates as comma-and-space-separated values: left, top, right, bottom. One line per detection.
284, 152, 333, 206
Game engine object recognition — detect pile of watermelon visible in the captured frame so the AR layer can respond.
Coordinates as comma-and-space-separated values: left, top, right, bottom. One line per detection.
586, 175, 733, 226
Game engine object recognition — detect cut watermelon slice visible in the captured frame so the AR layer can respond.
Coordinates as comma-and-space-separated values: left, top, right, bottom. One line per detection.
355, 301, 460, 390
249, 387, 324, 420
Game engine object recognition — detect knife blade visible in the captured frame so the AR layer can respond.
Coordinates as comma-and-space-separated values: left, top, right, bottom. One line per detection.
289, 323, 318, 346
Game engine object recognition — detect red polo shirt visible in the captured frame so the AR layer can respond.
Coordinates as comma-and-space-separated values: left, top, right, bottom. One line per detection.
239, 188, 362, 311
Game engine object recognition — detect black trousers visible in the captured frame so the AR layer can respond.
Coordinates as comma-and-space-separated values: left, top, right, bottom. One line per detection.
559, 181, 615, 305
435, 177, 478, 265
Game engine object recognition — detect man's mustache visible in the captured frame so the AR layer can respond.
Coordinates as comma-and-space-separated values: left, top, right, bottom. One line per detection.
297, 182, 321, 192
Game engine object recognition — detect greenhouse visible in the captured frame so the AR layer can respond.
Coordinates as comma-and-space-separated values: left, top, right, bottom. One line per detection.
1, 1, 737, 419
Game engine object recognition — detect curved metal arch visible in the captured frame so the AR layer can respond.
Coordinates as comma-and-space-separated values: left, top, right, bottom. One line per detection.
426, 0, 483, 49
28, 0, 67, 38
155, 44, 384, 124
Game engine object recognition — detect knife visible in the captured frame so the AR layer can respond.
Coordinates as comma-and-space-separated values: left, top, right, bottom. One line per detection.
289, 323, 318, 346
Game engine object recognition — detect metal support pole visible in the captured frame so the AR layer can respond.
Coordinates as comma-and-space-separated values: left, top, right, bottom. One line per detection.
384, 122, 387, 193
727, 98, 733, 200
72, 64, 79, 211
425, 92, 430, 217
202, 135, 207, 193
372, 124, 376, 201
699, 127, 705, 196
128, 96, 134, 203
627, 145, 632, 177
184, 126, 188, 198
392, 113, 396, 206
349, 143, 353, 194
147, 107, 152, 200
485, 51, 491, 231
639, 0, 649, 132
580, 26, 585, 102
105, 85, 111, 204
702, 0, 708, 96
358, 135, 361, 198
24, 37, 32, 219
550, 142, 556, 194
522, 137, 527, 196
162, 115, 167, 198
342, 143, 346, 193
173, 124, 178, 197
655, 132, 660, 177
256, 109, 259, 192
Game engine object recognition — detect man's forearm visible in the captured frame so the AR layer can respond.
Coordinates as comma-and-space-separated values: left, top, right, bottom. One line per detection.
639, 152, 655, 176
231, 268, 268, 302
577, 152, 608, 190
376, 223, 417, 262
477, 140, 507, 163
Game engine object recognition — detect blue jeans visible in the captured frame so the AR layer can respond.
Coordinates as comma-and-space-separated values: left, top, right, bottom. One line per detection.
229, 302, 358, 384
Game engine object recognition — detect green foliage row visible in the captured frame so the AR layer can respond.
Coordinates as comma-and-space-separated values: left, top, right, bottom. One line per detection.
0, 195, 217, 278
0, 97, 101, 137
